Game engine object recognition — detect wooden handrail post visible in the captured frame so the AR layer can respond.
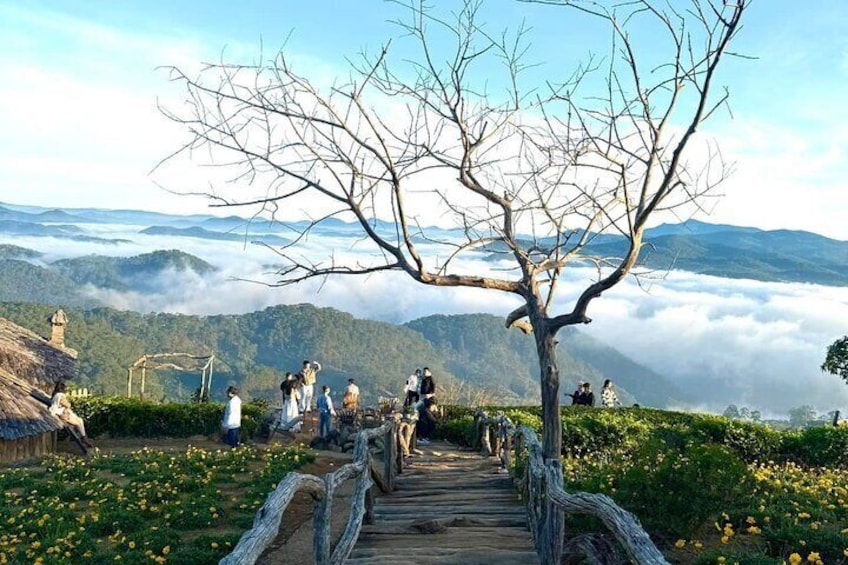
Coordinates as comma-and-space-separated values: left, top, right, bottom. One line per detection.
313, 474, 334, 565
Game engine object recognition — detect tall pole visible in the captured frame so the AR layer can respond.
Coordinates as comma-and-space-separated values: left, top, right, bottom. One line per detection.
127, 368, 133, 398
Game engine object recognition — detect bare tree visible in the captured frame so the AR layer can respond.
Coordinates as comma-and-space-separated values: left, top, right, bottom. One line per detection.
160, 0, 748, 466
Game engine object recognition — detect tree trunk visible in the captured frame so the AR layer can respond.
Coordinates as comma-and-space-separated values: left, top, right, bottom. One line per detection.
533, 321, 564, 564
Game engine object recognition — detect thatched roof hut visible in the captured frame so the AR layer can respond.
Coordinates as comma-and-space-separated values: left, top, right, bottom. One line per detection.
0, 316, 78, 462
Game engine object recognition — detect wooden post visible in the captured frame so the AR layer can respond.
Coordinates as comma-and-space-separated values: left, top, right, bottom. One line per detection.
833, 410, 841, 427
127, 368, 133, 398
383, 420, 395, 490
140, 367, 146, 399
364, 486, 375, 525
199, 369, 206, 403
206, 357, 214, 399
313, 474, 334, 565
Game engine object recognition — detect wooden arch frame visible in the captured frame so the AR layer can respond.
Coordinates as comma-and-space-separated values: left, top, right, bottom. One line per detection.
127, 353, 215, 402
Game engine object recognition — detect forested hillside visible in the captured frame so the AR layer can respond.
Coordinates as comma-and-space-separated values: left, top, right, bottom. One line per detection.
0, 249, 216, 304
0, 303, 671, 407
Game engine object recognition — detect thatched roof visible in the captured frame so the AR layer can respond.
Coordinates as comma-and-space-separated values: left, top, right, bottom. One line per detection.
0, 316, 77, 394
0, 316, 77, 441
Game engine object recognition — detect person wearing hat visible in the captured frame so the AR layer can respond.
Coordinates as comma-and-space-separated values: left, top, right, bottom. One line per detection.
343, 378, 360, 410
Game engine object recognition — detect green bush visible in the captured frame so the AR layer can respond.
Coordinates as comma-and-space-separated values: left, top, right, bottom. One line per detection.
615, 443, 755, 539
780, 426, 848, 467
73, 397, 264, 439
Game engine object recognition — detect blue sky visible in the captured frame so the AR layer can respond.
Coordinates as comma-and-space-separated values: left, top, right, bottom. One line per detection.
0, 0, 846, 238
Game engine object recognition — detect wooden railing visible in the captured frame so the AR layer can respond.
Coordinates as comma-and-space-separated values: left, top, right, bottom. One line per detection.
473, 411, 669, 565
220, 413, 412, 565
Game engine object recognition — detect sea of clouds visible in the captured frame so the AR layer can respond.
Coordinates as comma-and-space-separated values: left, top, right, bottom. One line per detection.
7, 223, 848, 418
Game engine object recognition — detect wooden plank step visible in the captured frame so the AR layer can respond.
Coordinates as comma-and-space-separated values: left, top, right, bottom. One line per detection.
347, 548, 541, 565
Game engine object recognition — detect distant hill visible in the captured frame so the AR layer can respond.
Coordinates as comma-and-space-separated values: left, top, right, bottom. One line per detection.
0, 244, 41, 260
584, 221, 848, 286
52, 250, 217, 291
141, 225, 290, 246
482, 219, 848, 287
0, 250, 216, 304
0, 302, 675, 408
0, 260, 98, 307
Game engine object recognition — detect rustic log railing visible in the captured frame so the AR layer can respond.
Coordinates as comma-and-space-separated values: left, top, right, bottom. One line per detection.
220, 414, 407, 565
473, 411, 669, 565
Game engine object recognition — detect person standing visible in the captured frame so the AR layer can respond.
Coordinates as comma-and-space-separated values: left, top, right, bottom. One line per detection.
404, 368, 421, 408
221, 386, 242, 448
343, 378, 360, 410
299, 360, 322, 415
565, 382, 584, 406
581, 382, 595, 407
601, 379, 620, 408
280, 373, 301, 432
317, 385, 336, 438
417, 368, 437, 445
419, 367, 435, 401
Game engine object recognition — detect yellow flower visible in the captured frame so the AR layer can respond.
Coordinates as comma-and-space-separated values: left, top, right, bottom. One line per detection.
675, 539, 686, 548
806, 552, 820, 563
721, 536, 730, 544
211, 542, 219, 549
162, 546, 170, 555
718, 557, 726, 564
128, 541, 135, 549
788, 553, 802, 565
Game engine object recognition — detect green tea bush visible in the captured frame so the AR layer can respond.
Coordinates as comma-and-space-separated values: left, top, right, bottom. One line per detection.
615, 443, 755, 539
780, 426, 848, 467
73, 397, 264, 439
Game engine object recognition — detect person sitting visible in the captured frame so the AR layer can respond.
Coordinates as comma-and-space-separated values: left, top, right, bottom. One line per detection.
342, 378, 360, 410
416, 396, 438, 445
50, 382, 93, 447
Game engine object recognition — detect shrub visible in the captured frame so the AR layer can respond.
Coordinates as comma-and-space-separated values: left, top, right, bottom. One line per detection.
73, 397, 264, 439
780, 426, 848, 467
615, 443, 756, 540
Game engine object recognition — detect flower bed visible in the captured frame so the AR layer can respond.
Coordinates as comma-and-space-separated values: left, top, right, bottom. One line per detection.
0, 445, 312, 564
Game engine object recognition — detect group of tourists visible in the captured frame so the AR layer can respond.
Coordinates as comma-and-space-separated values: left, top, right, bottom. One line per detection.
404, 367, 437, 444
275, 359, 362, 439
566, 379, 621, 408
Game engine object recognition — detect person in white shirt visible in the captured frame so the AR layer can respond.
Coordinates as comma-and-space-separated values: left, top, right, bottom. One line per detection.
404, 368, 421, 408
221, 386, 242, 448
299, 360, 322, 415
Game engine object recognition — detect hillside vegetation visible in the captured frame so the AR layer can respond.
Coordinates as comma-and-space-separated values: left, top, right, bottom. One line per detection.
0, 303, 671, 406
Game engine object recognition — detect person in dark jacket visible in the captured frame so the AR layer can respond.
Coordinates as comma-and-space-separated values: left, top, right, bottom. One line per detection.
580, 382, 595, 406
565, 382, 584, 406
419, 367, 435, 400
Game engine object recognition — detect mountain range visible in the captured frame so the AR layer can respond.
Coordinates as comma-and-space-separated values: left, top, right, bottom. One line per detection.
3, 200, 844, 288
0, 302, 675, 407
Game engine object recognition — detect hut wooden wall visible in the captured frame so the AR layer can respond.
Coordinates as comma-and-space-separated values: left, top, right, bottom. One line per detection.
0, 431, 56, 464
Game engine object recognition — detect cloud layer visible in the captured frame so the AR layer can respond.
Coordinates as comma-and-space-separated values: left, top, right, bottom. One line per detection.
6, 225, 846, 418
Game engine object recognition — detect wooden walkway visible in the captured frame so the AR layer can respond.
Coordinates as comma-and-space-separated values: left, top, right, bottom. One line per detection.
347, 440, 540, 565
